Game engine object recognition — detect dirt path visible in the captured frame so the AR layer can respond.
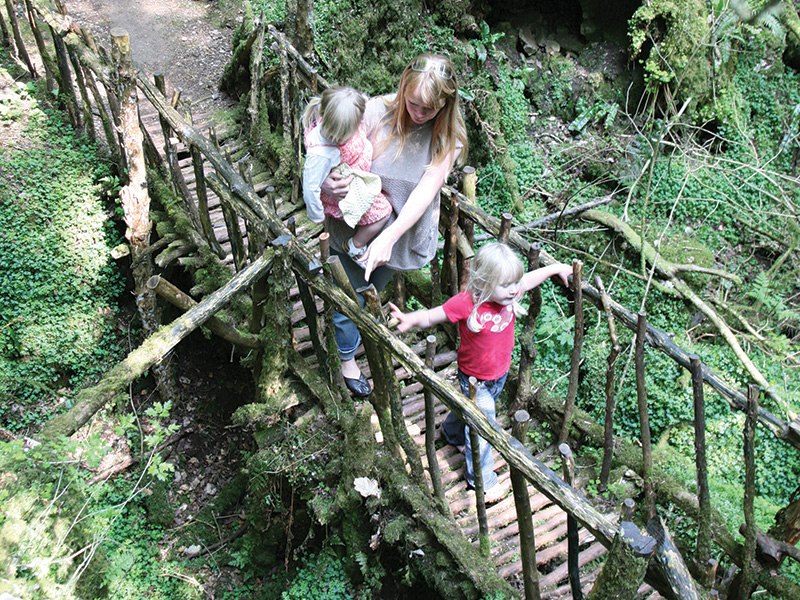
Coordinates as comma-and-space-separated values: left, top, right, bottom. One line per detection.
64, 0, 236, 105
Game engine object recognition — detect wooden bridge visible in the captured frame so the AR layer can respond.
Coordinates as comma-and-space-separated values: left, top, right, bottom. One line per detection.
10, 1, 800, 598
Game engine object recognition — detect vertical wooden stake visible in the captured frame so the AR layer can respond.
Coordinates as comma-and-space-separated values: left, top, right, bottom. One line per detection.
319, 232, 331, 263
635, 312, 655, 520
296, 270, 328, 375
357, 285, 405, 467
155, 71, 201, 231
597, 276, 620, 490
515, 243, 541, 403
511, 410, 541, 600
690, 354, 711, 566
190, 142, 225, 257
468, 376, 491, 558
424, 334, 446, 503
112, 27, 178, 404
67, 45, 95, 142
5, 0, 36, 77
361, 285, 424, 482
83, 66, 121, 169
0, 7, 11, 49
559, 443, 583, 600
22, 0, 55, 92
558, 259, 584, 445
393, 274, 406, 311
447, 192, 459, 297
459, 166, 476, 288
729, 385, 759, 600
498, 212, 513, 243
51, 24, 80, 128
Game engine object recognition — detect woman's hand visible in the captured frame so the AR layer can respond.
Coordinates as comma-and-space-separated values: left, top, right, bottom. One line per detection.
320, 170, 354, 200
361, 229, 397, 281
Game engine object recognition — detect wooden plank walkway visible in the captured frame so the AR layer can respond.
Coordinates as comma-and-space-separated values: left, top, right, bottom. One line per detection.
137, 89, 664, 600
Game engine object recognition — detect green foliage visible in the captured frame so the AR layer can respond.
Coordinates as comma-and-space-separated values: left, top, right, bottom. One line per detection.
309, 0, 459, 96
628, 0, 716, 117
569, 97, 619, 134
0, 438, 113, 599
0, 79, 124, 426
281, 549, 355, 600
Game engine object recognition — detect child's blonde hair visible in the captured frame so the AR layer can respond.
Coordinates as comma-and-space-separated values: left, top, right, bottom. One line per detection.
466, 242, 527, 332
302, 86, 366, 145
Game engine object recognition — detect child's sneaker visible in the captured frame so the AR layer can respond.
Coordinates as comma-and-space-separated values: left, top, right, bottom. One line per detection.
344, 237, 367, 262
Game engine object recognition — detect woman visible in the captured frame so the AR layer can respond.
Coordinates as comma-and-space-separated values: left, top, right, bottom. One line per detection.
321, 53, 468, 396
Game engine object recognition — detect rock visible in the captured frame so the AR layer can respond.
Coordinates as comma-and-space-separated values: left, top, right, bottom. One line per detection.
519, 27, 537, 56
544, 39, 561, 56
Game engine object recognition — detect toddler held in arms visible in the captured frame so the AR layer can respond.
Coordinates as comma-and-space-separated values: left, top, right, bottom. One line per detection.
302, 86, 392, 263
390, 242, 572, 504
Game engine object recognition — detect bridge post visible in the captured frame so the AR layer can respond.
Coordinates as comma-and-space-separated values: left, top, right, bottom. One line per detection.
112, 27, 179, 406
424, 335, 446, 503
559, 443, 583, 600
635, 311, 655, 520
360, 284, 425, 483
468, 376, 491, 558
690, 354, 712, 567
597, 276, 621, 491
511, 410, 541, 600
558, 259, 584, 445
515, 242, 541, 404
458, 167, 477, 289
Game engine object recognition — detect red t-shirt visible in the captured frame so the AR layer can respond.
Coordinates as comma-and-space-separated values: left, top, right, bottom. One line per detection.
442, 291, 516, 380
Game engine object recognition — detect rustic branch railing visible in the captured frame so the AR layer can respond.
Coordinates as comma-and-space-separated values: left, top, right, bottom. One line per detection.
10, 2, 800, 597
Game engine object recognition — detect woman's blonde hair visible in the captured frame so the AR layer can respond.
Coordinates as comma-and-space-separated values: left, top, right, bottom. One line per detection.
466, 242, 527, 332
301, 86, 366, 145
378, 53, 468, 169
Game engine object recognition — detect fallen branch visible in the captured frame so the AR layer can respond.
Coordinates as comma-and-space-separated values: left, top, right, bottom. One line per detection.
581, 208, 785, 410
147, 275, 260, 351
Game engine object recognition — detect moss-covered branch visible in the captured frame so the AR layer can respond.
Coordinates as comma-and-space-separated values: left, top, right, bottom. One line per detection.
39, 251, 275, 441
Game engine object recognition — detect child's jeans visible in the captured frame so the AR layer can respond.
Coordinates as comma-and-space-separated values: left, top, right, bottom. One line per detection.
441, 370, 508, 490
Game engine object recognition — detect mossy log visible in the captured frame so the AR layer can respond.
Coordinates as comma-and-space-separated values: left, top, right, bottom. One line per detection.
39, 251, 275, 441
147, 275, 259, 350
587, 521, 655, 600
380, 452, 515, 599
534, 392, 800, 600
646, 516, 701, 600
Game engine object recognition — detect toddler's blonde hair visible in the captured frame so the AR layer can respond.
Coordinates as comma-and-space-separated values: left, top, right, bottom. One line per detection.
466, 242, 527, 332
302, 86, 366, 145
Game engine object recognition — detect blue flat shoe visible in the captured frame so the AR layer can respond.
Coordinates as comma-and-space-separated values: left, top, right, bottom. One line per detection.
344, 373, 371, 397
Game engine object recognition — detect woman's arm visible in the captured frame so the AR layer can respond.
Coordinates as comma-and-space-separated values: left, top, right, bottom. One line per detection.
388, 302, 448, 332
363, 148, 461, 279
520, 263, 572, 293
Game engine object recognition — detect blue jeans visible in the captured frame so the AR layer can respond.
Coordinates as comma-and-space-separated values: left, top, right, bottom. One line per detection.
441, 370, 508, 490
332, 248, 395, 361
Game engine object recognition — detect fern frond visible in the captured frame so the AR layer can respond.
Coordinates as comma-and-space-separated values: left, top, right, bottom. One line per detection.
756, 11, 785, 40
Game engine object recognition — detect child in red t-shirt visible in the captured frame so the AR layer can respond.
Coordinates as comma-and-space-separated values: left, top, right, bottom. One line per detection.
389, 242, 571, 503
